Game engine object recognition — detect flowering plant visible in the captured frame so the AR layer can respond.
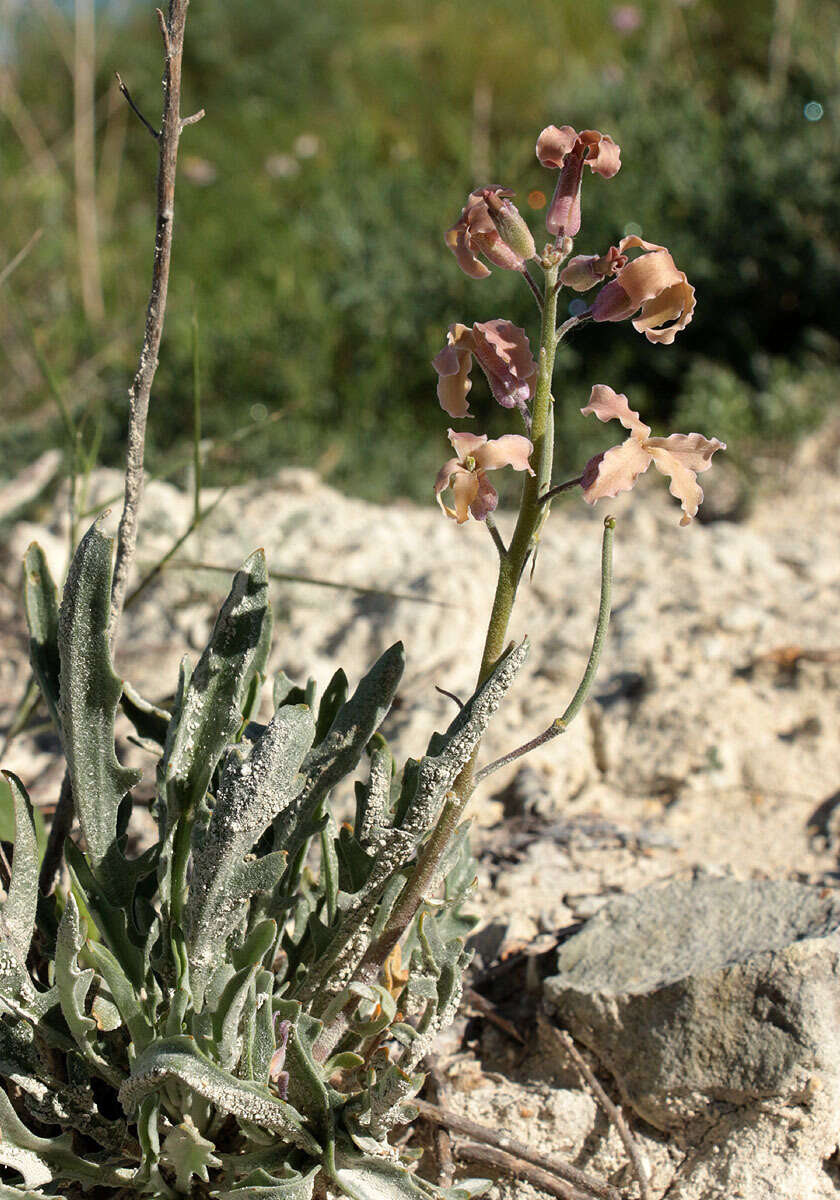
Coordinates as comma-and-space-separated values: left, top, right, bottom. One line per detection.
0, 28, 724, 1193
436, 122, 724, 735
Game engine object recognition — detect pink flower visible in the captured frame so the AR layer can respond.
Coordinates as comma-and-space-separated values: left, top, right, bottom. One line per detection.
435, 430, 535, 524
580, 385, 725, 525
445, 187, 536, 279
536, 125, 621, 237
588, 235, 696, 344
432, 320, 537, 419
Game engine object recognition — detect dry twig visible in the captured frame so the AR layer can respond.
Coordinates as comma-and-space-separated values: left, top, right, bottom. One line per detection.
109, 0, 203, 650
411, 1097, 620, 1200
554, 1029, 652, 1200
423, 1058, 455, 1188
41, 2, 200, 896
463, 986, 526, 1045
453, 1142, 594, 1200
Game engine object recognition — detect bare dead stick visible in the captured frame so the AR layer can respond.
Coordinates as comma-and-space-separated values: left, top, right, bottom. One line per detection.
411, 1098, 620, 1200
453, 1142, 593, 1200
109, 0, 202, 651
423, 1058, 455, 1188
463, 986, 526, 1045
554, 1029, 652, 1200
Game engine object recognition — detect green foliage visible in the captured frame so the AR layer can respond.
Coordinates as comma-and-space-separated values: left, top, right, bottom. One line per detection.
1, 0, 837, 501
0, 528, 529, 1197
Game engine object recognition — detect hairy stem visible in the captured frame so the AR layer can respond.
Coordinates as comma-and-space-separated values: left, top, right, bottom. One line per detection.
474, 515, 615, 784
315, 271, 562, 1058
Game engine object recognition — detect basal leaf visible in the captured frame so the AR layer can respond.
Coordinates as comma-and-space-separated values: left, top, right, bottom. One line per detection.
22, 542, 61, 733
213, 1165, 319, 1200
274, 643, 404, 856
120, 681, 170, 748
55, 895, 123, 1088
331, 1148, 442, 1200
119, 1036, 321, 1155
0, 774, 39, 970
163, 550, 273, 826
58, 523, 144, 907
186, 704, 313, 999
0, 1086, 131, 1189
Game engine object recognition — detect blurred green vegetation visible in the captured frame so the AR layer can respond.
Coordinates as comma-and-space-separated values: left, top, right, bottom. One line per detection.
1, 0, 838, 504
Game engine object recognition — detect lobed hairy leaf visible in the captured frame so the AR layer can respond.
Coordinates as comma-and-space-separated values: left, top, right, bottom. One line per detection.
0, 774, 39, 994
120, 1036, 321, 1155
162, 549, 273, 828
57, 524, 144, 907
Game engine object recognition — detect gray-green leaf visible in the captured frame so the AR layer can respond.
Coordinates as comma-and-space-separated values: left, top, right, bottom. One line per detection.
119, 1036, 321, 1155
58, 523, 143, 906
186, 704, 314, 999
0, 774, 39, 980
22, 542, 61, 733
162, 550, 273, 826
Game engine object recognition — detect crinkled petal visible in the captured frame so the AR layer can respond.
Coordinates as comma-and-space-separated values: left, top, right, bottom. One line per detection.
581, 436, 652, 504
471, 320, 537, 411
646, 445, 704, 525
535, 124, 579, 168
632, 277, 696, 344
434, 456, 465, 499
589, 278, 639, 323
433, 344, 474, 417
579, 129, 621, 178
444, 226, 490, 279
645, 432, 726, 474
451, 469, 480, 524
617, 234, 666, 256
581, 385, 650, 437
470, 472, 499, 521
474, 434, 535, 474
444, 225, 490, 279
612, 247, 682, 308
448, 429, 488, 462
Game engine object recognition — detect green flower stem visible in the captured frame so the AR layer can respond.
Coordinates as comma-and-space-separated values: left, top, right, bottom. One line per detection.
315, 269, 565, 1062
474, 514, 616, 785
317, 268, 563, 1046
475, 261, 559, 692
169, 815, 192, 931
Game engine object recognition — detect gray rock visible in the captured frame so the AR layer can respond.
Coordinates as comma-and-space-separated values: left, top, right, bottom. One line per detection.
544, 878, 840, 1133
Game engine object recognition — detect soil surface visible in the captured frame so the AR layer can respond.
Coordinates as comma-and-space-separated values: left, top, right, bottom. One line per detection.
2, 429, 839, 1197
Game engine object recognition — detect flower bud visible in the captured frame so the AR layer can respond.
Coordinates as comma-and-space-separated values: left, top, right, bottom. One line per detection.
481, 188, 537, 264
